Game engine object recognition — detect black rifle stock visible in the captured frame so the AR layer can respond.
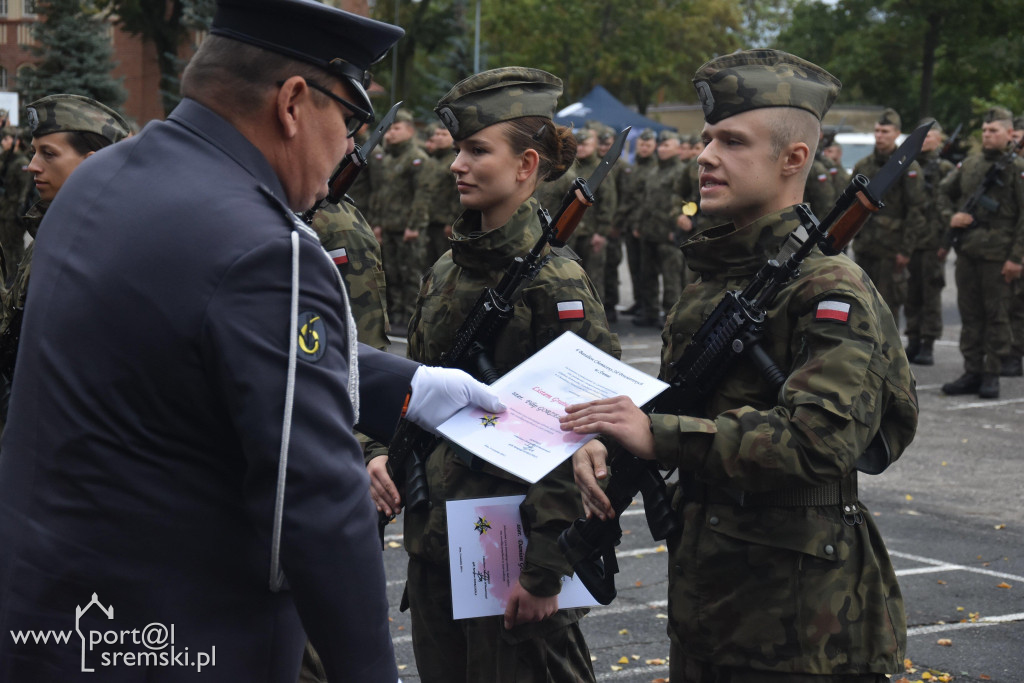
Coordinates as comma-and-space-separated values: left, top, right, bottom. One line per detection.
380, 128, 631, 543
948, 136, 1024, 248
559, 172, 898, 605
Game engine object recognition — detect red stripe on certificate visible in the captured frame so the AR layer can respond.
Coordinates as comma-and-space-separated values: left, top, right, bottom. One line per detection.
815, 300, 851, 323
328, 248, 348, 265
557, 300, 585, 320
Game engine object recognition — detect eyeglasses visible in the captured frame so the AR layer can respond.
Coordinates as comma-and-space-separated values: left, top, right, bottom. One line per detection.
278, 79, 372, 139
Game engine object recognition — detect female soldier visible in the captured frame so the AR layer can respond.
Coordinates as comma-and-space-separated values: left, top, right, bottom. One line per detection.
368, 67, 619, 682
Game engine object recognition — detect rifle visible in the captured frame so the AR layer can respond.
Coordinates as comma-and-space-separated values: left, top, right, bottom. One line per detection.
299, 101, 402, 225
558, 122, 933, 606
948, 136, 1024, 248
380, 127, 631, 542
940, 122, 963, 161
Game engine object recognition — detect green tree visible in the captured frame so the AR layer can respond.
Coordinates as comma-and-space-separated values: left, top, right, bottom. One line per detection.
19, 0, 127, 112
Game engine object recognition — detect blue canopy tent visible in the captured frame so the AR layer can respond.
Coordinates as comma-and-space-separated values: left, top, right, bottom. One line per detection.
554, 85, 674, 135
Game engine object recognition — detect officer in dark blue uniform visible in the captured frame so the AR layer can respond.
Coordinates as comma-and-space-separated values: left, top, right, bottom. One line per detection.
0, 1, 501, 681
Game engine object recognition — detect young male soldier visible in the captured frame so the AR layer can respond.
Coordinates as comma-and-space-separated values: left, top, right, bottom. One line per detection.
616, 129, 658, 315
421, 123, 460, 268
598, 124, 626, 321
371, 108, 431, 332
633, 130, 685, 327
1006, 115, 1024, 376
569, 126, 617, 294
0, 2, 502, 680
852, 108, 927, 318
0, 126, 33, 279
906, 118, 955, 365
563, 49, 917, 683
939, 106, 1024, 397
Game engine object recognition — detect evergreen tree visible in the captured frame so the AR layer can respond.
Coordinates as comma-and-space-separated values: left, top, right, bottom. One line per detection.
19, 0, 126, 113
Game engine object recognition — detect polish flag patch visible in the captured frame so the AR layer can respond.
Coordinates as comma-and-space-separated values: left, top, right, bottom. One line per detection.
829, 167, 839, 176
328, 247, 348, 265
817, 173, 828, 183
557, 300, 585, 321
413, 158, 422, 166
908, 170, 918, 178
815, 300, 851, 323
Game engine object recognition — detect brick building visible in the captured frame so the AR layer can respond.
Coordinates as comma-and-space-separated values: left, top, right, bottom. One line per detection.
0, 0, 371, 128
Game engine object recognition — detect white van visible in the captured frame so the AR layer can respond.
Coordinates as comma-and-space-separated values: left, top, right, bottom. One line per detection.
833, 132, 906, 175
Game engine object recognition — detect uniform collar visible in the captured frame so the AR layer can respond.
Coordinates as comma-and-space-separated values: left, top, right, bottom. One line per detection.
683, 205, 804, 280
168, 98, 289, 205
386, 137, 413, 156
450, 198, 544, 272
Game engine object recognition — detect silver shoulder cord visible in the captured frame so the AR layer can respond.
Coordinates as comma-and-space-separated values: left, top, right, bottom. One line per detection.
269, 220, 360, 592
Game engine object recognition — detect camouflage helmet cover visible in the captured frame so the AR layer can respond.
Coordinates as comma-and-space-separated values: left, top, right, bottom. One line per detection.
692, 49, 841, 125
638, 127, 656, 141
435, 66, 562, 141
26, 94, 131, 144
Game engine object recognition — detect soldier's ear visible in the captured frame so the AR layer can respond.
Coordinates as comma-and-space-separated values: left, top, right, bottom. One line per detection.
780, 141, 810, 179
275, 76, 307, 140
517, 148, 540, 182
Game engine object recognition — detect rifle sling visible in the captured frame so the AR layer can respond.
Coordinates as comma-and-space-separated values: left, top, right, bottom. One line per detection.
684, 470, 857, 508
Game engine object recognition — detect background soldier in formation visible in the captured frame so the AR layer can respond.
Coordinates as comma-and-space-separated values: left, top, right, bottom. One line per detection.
852, 108, 927, 319
567, 126, 617, 297
598, 125, 626, 321
564, 48, 917, 683
1007, 115, 1024, 376
616, 128, 657, 316
939, 106, 1024, 398
0, 127, 33, 282
371, 108, 431, 332
421, 122, 460, 267
906, 118, 955, 365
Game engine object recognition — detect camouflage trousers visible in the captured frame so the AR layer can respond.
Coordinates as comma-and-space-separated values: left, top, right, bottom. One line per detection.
381, 229, 425, 324
955, 254, 1011, 375
405, 557, 596, 683
623, 229, 642, 307
904, 249, 945, 342
854, 253, 907, 322
602, 234, 622, 309
569, 233, 606, 304
669, 644, 888, 683
637, 239, 682, 319
1009, 280, 1024, 357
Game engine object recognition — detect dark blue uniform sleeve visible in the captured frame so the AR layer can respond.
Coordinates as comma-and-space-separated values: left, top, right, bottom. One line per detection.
200, 232, 401, 681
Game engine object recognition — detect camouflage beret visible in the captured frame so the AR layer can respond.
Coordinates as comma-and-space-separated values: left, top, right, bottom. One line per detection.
916, 116, 942, 135
596, 125, 615, 143
1, 126, 17, 138
982, 106, 1013, 124
688, 134, 701, 146
638, 128, 656, 141
692, 49, 840, 125
435, 66, 562, 141
26, 94, 131, 144
877, 108, 901, 129
393, 108, 415, 124
657, 130, 680, 143
574, 127, 596, 144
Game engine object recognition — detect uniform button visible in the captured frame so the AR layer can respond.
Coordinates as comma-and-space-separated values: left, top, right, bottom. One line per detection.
708, 516, 719, 526
824, 544, 835, 556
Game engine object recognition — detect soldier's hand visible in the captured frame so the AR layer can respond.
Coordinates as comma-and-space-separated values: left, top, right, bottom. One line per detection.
937, 247, 949, 261
950, 212, 974, 229
560, 396, 654, 460
590, 234, 607, 253
405, 366, 506, 433
676, 214, 693, 232
1002, 259, 1023, 284
503, 581, 558, 629
367, 455, 401, 516
403, 228, 420, 243
895, 253, 910, 271
571, 440, 615, 520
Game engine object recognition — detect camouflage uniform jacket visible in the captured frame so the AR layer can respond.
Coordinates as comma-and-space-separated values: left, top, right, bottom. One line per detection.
369, 138, 430, 233
820, 152, 850, 198
614, 154, 656, 228
914, 149, 956, 250
939, 150, 1024, 263
651, 206, 916, 673
572, 154, 617, 239
311, 199, 390, 465
423, 146, 460, 226
532, 162, 575, 219
637, 156, 686, 243
405, 197, 621, 600
0, 150, 31, 225
804, 158, 836, 222
852, 149, 926, 258
0, 203, 45, 337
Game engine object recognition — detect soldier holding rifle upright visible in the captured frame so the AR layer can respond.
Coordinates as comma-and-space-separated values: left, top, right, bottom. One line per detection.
562, 49, 917, 683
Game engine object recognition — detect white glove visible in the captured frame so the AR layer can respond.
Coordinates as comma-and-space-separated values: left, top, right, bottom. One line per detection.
404, 366, 506, 433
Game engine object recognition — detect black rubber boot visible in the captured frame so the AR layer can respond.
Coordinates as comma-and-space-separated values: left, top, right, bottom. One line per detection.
941, 372, 982, 395
978, 374, 1000, 399
911, 339, 934, 366
1000, 356, 1023, 377
905, 337, 920, 361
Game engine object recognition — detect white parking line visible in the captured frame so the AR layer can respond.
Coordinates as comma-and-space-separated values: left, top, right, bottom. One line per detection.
908, 612, 1024, 637
944, 397, 1024, 410
890, 550, 1024, 583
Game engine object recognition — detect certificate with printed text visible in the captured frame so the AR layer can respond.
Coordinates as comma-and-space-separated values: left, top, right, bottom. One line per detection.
446, 495, 599, 620
436, 331, 668, 483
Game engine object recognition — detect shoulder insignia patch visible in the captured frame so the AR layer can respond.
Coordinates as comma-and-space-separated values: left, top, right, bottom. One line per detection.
375, 152, 384, 161
328, 247, 348, 265
412, 158, 422, 167
815, 300, 851, 323
907, 170, 918, 178
829, 167, 838, 175
298, 310, 326, 362
817, 173, 828, 182
557, 300, 585, 321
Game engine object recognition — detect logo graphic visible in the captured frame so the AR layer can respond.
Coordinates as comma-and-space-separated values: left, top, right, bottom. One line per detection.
695, 81, 715, 117
479, 414, 499, 428
298, 310, 326, 362
76, 594, 113, 673
474, 516, 492, 535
